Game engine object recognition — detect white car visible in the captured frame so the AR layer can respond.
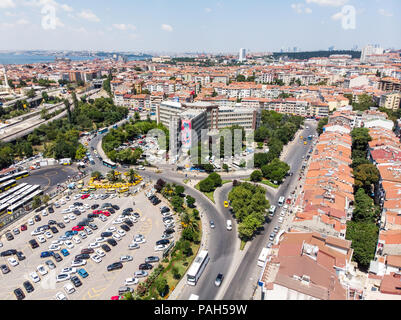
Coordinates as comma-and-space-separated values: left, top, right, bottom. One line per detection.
28, 219, 34, 226
137, 166, 145, 170
117, 230, 126, 237
55, 292, 68, 300
37, 265, 48, 276
71, 260, 86, 267
278, 217, 284, 224
37, 235, 46, 243
128, 243, 140, 250
31, 230, 44, 236
106, 227, 116, 233
60, 267, 77, 274
112, 218, 124, 225
73, 195, 81, 200
78, 208, 86, 213
88, 242, 100, 249
85, 228, 93, 235
72, 236, 81, 244
8, 257, 19, 267
59, 199, 66, 205
83, 204, 90, 209
91, 254, 102, 263
134, 270, 148, 278
95, 249, 106, 257
154, 244, 166, 251
128, 216, 138, 223
48, 244, 61, 251
54, 202, 61, 208
64, 240, 74, 249
134, 236, 146, 244
62, 209, 71, 214
52, 240, 63, 246
99, 216, 107, 222
64, 283, 75, 295
125, 277, 139, 286
280, 211, 286, 217
95, 237, 107, 243
44, 231, 53, 239
79, 231, 87, 239
112, 234, 122, 241
120, 255, 133, 263
69, 205, 76, 210
42, 209, 48, 216
29, 271, 40, 283
68, 214, 76, 221
110, 194, 117, 199
63, 216, 70, 224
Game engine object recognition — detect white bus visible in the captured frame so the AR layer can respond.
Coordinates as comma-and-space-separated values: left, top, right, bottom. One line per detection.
278, 196, 285, 207
0, 183, 27, 203
187, 250, 210, 286
7, 189, 44, 215
257, 248, 270, 267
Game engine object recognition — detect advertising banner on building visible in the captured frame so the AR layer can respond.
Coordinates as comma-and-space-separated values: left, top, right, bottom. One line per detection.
181, 120, 192, 148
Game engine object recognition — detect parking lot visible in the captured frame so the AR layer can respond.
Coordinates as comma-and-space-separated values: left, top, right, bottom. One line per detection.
0, 188, 178, 300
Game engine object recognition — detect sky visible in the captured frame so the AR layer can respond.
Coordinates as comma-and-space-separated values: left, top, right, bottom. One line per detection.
0, 0, 400, 53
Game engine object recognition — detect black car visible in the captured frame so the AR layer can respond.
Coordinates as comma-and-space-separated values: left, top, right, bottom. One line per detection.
123, 208, 133, 213
40, 225, 50, 231
50, 226, 59, 234
1, 249, 17, 256
87, 213, 96, 219
88, 223, 98, 230
156, 239, 170, 246
112, 205, 120, 211
14, 288, 25, 300
81, 248, 95, 254
73, 210, 81, 216
70, 275, 82, 287
28, 239, 39, 249
160, 206, 170, 213
215, 273, 224, 287
87, 216, 95, 222
151, 198, 161, 205
108, 208, 115, 214
48, 207, 55, 214
77, 221, 88, 227
23, 281, 34, 293
1, 264, 10, 274
101, 244, 111, 252
123, 219, 133, 227
16, 251, 26, 261
107, 239, 117, 247
138, 263, 153, 270
91, 204, 99, 210
145, 256, 160, 264
48, 220, 57, 225
5, 233, 14, 241
75, 253, 90, 260
133, 212, 140, 219
53, 252, 63, 262
148, 195, 156, 201
107, 262, 123, 272
164, 228, 175, 235
120, 224, 130, 232
101, 232, 113, 238
57, 222, 65, 229
122, 212, 131, 217
74, 202, 83, 207
34, 215, 41, 222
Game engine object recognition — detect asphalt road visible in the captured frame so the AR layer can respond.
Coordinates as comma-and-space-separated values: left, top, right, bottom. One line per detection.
223, 121, 318, 300
22, 166, 78, 193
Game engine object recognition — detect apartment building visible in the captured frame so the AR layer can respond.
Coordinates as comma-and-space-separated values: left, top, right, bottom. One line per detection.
379, 92, 401, 111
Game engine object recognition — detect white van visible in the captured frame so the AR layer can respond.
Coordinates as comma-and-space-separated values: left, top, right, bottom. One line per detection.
278, 196, 285, 207
226, 220, 232, 231
269, 205, 277, 217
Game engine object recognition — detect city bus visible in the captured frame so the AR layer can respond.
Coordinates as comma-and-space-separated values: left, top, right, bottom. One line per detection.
0, 183, 27, 203
278, 196, 285, 207
12, 170, 29, 180
103, 159, 117, 169
257, 247, 270, 267
0, 184, 32, 205
98, 127, 109, 135
0, 175, 14, 186
0, 180, 17, 193
186, 250, 210, 286
0, 185, 40, 213
7, 189, 44, 215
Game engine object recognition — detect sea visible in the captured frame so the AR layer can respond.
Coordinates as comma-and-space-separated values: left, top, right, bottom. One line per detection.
0, 53, 147, 65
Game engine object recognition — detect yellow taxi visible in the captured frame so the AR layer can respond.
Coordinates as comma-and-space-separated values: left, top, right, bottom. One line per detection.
224, 201, 229, 208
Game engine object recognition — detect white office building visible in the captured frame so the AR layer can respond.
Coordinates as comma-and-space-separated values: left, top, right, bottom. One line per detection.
239, 48, 247, 62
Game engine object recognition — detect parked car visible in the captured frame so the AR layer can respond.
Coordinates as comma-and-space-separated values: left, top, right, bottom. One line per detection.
134, 270, 148, 278
139, 263, 153, 270
101, 244, 111, 252
14, 288, 25, 300
107, 262, 123, 272
23, 281, 34, 293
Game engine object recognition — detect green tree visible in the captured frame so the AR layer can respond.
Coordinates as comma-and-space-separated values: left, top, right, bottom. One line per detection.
317, 118, 328, 135
155, 277, 168, 297
127, 169, 137, 183
261, 158, 290, 183
199, 178, 215, 193
32, 196, 42, 209
250, 170, 263, 182
353, 188, 380, 223
27, 88, 36, 99
75, 144, 87, 160
91, 171, 102, 180
223, 164, 229, 173
174, 185, 185, 196
353, 164, 380, 195
208, 172, 222, 188
186, 195, 196, 208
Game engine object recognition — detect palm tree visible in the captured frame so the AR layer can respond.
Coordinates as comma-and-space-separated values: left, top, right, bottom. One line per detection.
107, 170, 117, 183
128, 169, 137, 183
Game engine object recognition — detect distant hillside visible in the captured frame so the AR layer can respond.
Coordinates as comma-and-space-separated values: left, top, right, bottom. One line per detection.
272, 50, 361, 60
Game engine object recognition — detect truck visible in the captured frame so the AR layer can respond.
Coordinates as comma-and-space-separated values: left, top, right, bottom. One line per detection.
258, 248, 270, 267
59, 158, 71, 165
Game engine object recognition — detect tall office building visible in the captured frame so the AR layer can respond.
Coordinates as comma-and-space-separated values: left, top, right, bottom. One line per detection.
239, 48, 247, 62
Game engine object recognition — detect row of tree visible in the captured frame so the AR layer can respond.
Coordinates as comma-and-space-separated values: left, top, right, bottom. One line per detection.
250, 158, 290, 184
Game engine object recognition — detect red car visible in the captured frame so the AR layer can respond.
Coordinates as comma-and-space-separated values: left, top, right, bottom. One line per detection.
20, 224, 27, 231
72, 226, 85, 232
81, 194, 90, 199
93, 210, 102, 215
111, 296, 124, 300
102, 211, 111, 217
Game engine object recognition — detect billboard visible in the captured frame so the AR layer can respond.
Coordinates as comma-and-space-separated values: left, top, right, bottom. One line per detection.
181, 120, 192, 148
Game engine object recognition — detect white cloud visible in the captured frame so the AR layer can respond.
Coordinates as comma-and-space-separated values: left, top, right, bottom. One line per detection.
112, 23, 136, 31
161, 24, 173, 32
4, 11, 17, 16
205, 7, 212, 13
0, 0, 15, 8
378, 9, 393, 17
291, 3, 312, 14
306, 0, 348, 7
78, 9, 100, 22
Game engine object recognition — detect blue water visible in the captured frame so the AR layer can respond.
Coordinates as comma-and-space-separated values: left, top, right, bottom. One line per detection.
0, 53, 96, 65
0, 53, 148, 65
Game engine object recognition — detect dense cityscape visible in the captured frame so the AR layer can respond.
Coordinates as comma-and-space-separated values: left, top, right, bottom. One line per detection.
0, 0, 400, 307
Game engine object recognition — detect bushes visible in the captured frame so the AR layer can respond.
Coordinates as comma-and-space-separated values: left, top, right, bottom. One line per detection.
261, 158, 290, 183
199, 172, 222, 193
250, 170, 263, 182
